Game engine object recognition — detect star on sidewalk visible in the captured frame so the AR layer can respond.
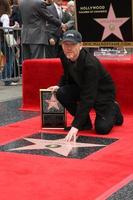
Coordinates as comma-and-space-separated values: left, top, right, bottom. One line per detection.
94, 4, 129, 41
45, 93, 59, 110
9, 137, 106, 157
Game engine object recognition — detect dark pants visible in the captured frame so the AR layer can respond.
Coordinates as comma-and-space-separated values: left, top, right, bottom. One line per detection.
22, 44, 46, 60
1, 41, 19, 85
56, 84, 118, 134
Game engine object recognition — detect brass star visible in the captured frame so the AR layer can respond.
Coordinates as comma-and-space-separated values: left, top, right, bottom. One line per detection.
9, 137, 106, 157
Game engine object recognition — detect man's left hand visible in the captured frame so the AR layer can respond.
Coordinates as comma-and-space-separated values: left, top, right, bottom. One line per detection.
65, 127, 78, 142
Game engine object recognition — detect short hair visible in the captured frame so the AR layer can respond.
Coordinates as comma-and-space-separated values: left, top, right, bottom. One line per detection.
67, 1, 74, 8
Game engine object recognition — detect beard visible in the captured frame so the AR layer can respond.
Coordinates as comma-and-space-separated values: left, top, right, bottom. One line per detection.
66, 52, 75, 60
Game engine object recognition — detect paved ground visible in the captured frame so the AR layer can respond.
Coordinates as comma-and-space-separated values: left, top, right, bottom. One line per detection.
0, 79, 22, 102
0, 79, 39, 126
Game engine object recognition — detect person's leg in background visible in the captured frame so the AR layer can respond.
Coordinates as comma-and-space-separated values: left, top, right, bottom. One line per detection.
1, 42, 14, 86
22, 44, 31, 60
30, 44, 46, 59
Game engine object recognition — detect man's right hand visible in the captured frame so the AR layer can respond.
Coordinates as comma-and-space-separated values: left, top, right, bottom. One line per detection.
47, 85, 59, 92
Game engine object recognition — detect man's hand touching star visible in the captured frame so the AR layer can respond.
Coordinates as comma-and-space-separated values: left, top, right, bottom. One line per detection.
65, 127, 79, 142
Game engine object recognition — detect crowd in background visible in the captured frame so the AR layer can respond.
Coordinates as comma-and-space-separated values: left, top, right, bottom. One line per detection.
10, 0, 76, 59
19, 0, 75, 59
0, 0, 75, 85
0, 0, 22, 85
1, 0, 130, 86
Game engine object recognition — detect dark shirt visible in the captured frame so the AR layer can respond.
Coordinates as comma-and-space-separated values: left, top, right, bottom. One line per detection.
59, 48, 116, 128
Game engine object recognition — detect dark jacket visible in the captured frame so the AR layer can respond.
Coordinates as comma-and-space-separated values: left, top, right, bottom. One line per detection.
47, 4, 75, 42
19, 0, 61, 44
46, 3, 62, 43
59, 48, 116, 128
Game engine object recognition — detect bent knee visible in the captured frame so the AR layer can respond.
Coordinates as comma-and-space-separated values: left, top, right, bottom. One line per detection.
95, 123, 113, 135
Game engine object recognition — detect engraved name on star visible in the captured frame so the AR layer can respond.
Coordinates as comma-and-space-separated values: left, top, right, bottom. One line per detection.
94, 4, 129, 41
9, 137, 106, 157
45, 93, 59, 110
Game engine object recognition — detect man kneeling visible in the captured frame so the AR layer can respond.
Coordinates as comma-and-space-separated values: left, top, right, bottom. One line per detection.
47, 30, 124, 142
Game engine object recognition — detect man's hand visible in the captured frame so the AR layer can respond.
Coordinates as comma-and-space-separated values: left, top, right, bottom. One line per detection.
49, 38, 56, 46
61, 23, 66, 30
61, 23, 67, 32
65, 127, 78, 142
47, 85, 59, 92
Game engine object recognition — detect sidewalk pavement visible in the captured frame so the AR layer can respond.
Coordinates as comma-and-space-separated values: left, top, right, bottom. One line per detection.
0, 79, 39, 126
0, 80, 22, 102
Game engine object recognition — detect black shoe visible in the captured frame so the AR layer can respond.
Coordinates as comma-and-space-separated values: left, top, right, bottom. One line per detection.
114, 102, 124, 125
